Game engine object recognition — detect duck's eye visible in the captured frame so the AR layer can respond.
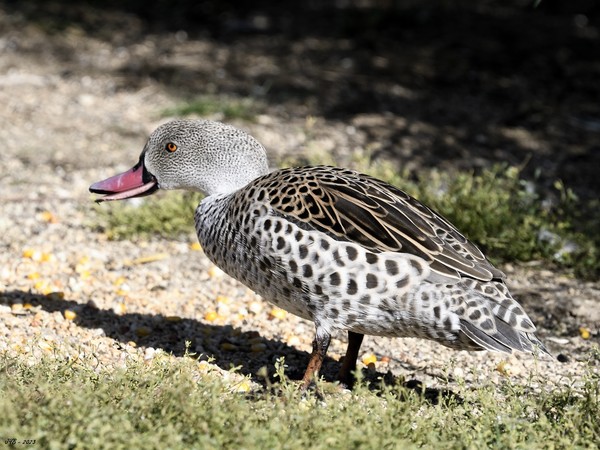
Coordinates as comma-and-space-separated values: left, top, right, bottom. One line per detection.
165, 142, 177, 153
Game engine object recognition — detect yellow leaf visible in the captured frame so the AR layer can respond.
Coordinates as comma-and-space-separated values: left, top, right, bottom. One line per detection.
40, 211, 58, 223
579, 327, 591, 340
40, 253, 54, 262
124, 253, 169, 266
79, 270, 92, 280
64, 310, 77, 320
268, 308, 287, 320
33, 280, 48, 291
361, 353, 377, 366
204, 311, 218, 322
40, 252, 54, 262
41, 286, 54, 295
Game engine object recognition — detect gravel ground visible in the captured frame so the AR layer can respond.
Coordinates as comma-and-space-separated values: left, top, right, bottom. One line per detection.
1, 4, 599, 394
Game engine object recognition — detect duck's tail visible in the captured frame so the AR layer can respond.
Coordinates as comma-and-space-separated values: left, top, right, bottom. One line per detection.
451, 280, 552, 358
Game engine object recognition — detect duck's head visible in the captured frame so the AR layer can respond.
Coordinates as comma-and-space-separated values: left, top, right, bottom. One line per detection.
90, 119, 269, 202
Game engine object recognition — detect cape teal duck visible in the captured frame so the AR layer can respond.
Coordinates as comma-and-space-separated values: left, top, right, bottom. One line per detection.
90, 119, 549, 387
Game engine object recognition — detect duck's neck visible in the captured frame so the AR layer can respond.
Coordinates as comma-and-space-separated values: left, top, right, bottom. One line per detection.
198, 160, 269, 197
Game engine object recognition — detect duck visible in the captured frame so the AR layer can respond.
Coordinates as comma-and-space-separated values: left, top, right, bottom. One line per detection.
90, 119, 549, 388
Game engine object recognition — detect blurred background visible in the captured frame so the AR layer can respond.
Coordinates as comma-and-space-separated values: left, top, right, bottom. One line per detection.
0, 0, 600, 192
1, 0, 598, 199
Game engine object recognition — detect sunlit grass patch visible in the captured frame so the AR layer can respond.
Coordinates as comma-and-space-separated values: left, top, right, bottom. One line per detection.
163, 96, 259, 122
1, 351, 599, 449
92, 191, 202, 240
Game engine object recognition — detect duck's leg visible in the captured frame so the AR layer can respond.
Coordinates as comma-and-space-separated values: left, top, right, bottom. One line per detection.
301, 328, 331, 389
338, 331, 364, 387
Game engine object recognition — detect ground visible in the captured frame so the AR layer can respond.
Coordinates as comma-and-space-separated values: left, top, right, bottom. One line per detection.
1, 1, 599, 392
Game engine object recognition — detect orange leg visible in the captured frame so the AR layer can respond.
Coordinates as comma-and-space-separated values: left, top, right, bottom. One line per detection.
301, 331, 331, 389
338, 331, 364, 387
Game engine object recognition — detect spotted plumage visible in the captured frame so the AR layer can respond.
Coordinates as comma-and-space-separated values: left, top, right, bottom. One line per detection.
90, 119, 550, 388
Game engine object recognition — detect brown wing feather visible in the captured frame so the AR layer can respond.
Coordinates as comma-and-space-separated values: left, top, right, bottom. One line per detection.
258, 166, 505, 282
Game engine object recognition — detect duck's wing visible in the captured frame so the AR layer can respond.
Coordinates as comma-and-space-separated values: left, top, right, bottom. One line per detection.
259, 165, 504, 282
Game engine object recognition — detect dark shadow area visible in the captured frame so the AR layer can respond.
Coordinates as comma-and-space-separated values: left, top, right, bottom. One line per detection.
3, 0, 599, 202
402, 378, 463, 405
1, 289, 317, 382
1, 289, 460, 402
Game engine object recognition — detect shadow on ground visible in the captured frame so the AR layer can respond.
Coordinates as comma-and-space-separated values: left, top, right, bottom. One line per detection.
2, 289, 459, 403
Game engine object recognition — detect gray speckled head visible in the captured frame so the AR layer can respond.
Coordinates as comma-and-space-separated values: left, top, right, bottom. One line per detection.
143, 119, 269, 196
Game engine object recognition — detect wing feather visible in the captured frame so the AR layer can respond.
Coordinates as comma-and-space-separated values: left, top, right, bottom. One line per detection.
255, 166, 504, 282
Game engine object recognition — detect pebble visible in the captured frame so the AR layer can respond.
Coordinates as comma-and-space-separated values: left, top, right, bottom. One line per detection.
248, 301, 263, 314
144, 347, 156, 361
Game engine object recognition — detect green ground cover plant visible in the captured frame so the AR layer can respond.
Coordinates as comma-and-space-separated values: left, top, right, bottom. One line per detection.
163, 96, 259, 122
1, 351, 598, 449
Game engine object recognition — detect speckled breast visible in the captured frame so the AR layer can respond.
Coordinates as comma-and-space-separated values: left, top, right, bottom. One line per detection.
193, 191, 447, 339
194, 193, 318, 321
